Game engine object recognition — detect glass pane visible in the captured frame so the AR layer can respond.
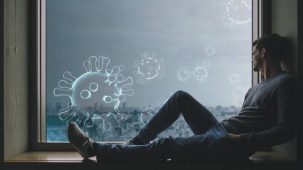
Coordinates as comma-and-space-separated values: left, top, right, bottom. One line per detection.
46, 0, 252, 142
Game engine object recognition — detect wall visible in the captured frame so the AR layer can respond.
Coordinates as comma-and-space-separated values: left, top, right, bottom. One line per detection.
297, 0, 303, 161
3, 0, 29, 160
0, 0, 4, 167
271, 0, 302, 161
271, 0, 298, 73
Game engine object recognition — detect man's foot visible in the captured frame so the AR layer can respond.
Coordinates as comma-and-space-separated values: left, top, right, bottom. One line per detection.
67, 122, 94, 159
124, 139, 136, 145
124, 136, 147, 145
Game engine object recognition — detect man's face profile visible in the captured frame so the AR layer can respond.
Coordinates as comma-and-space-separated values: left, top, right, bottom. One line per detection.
252, 46, 263, 72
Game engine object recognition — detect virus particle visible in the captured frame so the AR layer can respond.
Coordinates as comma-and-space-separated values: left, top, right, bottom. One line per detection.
53, 56, 134, 129
220, 0, 252, 29
204, 46, 216, 57
192, 66, 208, 82
177, 60, 210, 83
177, 68, 191, 81
133, 51, 165, 84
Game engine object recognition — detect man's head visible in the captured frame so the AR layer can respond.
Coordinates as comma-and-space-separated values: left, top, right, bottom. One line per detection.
252, 33, 291, 72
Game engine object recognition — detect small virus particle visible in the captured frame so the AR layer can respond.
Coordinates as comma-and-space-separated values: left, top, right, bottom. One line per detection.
220, 0, 252, 29
53, 56, 134, 129
177, 62, 210, 83
204, 46, 216, 57
192, 66, 208, 82
133, 51, 165, 84
177, 68, 191, 81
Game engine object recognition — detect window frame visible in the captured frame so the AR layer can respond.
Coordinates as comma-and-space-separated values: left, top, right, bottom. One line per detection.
30, 0, 263, 151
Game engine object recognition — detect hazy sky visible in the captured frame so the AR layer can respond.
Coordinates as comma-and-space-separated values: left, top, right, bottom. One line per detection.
47, 0, 252, 110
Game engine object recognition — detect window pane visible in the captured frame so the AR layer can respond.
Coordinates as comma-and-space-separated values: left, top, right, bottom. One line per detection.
46, 0, 252, 142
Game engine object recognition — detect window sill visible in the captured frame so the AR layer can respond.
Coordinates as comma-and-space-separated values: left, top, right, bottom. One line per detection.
249, 151, 297, 163
5, 151, 97, 163
3, 151, 299, 170
4, 151, 295, 163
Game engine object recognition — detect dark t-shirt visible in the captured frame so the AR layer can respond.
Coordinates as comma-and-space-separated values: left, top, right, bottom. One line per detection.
222, 71, 299, 149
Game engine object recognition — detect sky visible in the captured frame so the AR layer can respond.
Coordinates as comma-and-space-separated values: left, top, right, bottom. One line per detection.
46, 0, 252, 111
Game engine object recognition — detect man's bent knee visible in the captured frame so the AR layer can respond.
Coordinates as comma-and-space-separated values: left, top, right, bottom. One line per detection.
174, 90, 190, 98
173, 90, 193, 102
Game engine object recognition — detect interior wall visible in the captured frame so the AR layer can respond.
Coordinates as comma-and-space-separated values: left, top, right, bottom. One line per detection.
270, 0, 300, 160
297, 0, 303, 161
3, 0, 29, 160
0, 0, 4, 166
271, 0, 298, 73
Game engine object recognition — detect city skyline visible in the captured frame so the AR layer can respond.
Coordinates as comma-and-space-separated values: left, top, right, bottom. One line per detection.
46, 101, 240, 142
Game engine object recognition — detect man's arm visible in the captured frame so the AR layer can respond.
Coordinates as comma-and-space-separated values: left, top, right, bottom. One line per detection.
235, 78, 299, 149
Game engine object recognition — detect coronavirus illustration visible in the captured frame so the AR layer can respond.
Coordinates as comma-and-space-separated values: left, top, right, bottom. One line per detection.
53, 56, 134, 129
220, 0, 252, 28
192, 66, 208, 82
177, 68, 191, 81
133, 51, 165, 84
204, 46, 216, 57
177, 59, 210, 82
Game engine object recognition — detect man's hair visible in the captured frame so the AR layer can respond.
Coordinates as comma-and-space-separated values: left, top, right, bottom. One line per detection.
253, 33, 291, 61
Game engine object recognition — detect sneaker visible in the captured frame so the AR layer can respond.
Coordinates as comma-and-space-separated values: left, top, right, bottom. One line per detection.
67, 122, 94, 159
124, 139, 136, 145
124, 137, 147, 145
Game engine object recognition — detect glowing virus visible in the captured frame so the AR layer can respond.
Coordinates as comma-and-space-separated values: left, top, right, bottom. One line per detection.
177, 60, 210, 83
53, 56, 134, 129
133, 51, 165, 84
204, 46, 216, 57
220, 0, 252, 28
192, 66, 208, 82
177, 68, 191, 81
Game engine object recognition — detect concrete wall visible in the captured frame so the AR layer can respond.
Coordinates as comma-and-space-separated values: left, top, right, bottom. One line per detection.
271, 0, 298, 73
3, 0, 29, 160
271, 0, 302, 160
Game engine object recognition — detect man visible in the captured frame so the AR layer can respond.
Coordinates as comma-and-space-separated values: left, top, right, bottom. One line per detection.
67, 33, 299, 161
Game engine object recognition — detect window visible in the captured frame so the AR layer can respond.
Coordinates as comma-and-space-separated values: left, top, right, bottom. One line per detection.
40, 0, 253, 143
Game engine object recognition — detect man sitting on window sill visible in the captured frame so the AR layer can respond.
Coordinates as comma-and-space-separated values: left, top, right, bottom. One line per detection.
67, 33, 299, 162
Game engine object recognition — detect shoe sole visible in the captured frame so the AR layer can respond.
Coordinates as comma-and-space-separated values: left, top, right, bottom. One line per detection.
70, 143, 90, 159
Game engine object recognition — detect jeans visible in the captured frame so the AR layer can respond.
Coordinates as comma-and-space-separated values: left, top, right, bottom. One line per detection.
93, 91, 249, 161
